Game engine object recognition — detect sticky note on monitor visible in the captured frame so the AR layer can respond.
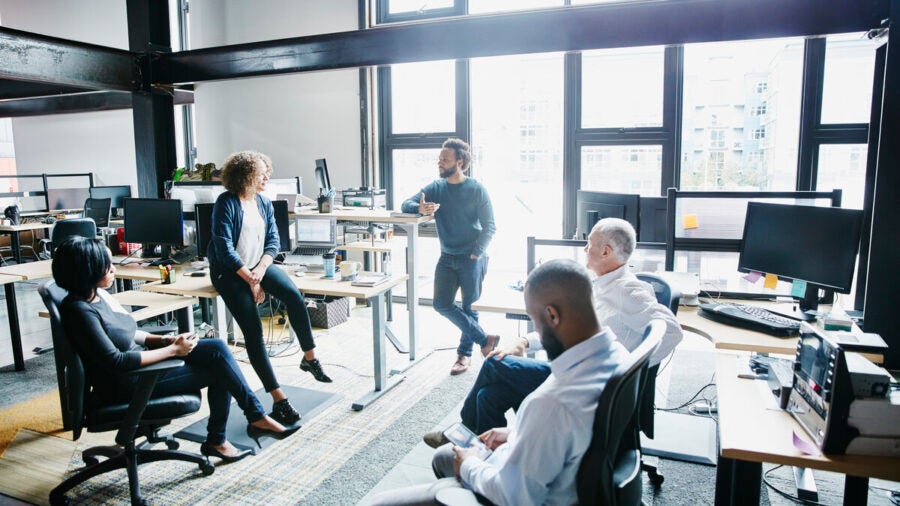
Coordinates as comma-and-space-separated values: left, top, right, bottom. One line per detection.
791, 279, 808, 298
763, 273, 778, 289
743, 271, 762, 283
682, 214, 699, 230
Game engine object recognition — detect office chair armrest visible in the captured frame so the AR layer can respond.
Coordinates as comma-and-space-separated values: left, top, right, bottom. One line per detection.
114, 359, 184, 445
131, 359, 185, 375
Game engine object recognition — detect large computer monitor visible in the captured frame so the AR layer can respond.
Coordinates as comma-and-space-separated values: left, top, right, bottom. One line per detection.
576, 190, 640, 240
315, 158, 332, 192
89, 185, 132, 217
297, 216, 337, 250
272, 199, 292, 253
46, 187, 91, 211
738, 202, 863, 311
194, 203, 214, 260
123, 198, 184, 258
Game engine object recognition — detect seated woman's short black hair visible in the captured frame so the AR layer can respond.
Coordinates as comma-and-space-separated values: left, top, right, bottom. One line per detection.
52, 236, 111, 301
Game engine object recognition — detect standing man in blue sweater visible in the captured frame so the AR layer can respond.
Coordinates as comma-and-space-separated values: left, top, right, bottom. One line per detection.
402, 138, 499, 375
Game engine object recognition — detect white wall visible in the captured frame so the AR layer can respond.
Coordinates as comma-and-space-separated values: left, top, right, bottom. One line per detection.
0, 0, 138, 190
190, 0, 362, 194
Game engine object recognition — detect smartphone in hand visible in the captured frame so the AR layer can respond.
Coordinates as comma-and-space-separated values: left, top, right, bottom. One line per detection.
443, 422, 492, 459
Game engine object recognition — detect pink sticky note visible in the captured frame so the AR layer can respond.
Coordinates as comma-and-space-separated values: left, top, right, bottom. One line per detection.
792, 431, 822, 456
743, 271, 762, 283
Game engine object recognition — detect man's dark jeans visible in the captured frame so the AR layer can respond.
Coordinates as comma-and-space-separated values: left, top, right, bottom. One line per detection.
460, 355, 551, 434
433, 253, 489, 357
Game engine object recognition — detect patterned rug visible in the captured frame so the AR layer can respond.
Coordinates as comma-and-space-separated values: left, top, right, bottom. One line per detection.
0, 305, 479, 505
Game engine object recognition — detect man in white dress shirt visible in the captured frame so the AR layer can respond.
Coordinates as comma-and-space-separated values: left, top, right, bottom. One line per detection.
424, 218, 682, 441
363, 259, 628, 505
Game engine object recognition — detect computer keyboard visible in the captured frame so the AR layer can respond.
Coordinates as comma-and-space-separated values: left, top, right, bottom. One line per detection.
169, 248, 196, 265
698, 302, 800, 337
293, 247, 331, 256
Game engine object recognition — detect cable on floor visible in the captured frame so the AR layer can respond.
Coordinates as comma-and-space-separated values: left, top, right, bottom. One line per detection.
762, 465, 829, 505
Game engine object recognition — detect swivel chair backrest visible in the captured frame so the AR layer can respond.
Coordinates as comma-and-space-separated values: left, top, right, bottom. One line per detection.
38, 280, 86, 438
635, 273, 680, 315
83, 198, 111, 228
576, 323, 661, 505
51, 218, 98, 254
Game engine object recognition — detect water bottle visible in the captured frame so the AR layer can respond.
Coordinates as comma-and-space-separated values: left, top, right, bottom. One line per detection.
383, 253, 392, 277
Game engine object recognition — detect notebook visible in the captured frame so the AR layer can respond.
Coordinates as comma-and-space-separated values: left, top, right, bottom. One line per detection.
350, 274, 391, 287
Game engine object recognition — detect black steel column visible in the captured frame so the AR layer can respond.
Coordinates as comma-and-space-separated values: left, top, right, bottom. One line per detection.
127, 0, 176, 199
864, 1, 900, 368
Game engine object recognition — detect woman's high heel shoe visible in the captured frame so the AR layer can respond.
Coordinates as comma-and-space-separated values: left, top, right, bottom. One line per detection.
200, 443, 253, 463
246, 423, 300, 447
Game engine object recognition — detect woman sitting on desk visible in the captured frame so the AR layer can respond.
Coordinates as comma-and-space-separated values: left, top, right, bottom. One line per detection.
53, 236, 293, 461
208, 150, 332, 429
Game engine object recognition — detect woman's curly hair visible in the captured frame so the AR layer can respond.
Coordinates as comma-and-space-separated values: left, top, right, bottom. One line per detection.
220, 150, 273, 195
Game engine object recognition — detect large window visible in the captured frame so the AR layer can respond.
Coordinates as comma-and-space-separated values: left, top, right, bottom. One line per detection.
681, 39, 804, 191
816, 144, 867, 209
391, 149, 442, 209
822, 34, 880, 124
471, 52, 564, 273
390, 61, 456, 134
581, 47, 665, 128
580, 146, 662, 196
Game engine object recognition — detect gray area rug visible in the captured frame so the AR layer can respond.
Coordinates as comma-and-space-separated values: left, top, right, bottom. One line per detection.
0, 352, 57, 410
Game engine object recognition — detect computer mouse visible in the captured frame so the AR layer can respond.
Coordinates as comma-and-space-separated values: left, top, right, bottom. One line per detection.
294, 270, 305, 277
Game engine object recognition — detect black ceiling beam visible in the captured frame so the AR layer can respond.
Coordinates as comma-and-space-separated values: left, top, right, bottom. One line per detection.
0, 88, 194, 118
0, 25, 135, 91
158, 0, 888, 85
0, 79, 90, 100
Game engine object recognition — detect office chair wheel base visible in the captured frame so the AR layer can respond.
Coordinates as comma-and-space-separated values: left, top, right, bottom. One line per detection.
200, 461, 215, 476
82, 455, 99, 467
165, 440, 180, 450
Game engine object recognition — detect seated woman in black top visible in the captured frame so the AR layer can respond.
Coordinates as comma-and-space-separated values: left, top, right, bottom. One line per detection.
52, 237, 295, 461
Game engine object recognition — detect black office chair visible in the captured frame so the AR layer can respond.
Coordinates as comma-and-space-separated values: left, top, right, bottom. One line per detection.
83, 197, 112, 228
577, 321, 662, 506
39, 218, 97, 259
633, 273, 682, 486
38, 280, 213, 505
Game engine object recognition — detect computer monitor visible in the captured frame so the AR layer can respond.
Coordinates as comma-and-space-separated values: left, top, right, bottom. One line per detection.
123, 198, 184, 258
576, 190, 640, 240
261, 177, 302, 203
738, 202, 863, 311
194, 203, 214, 260
639, 197, 667, 243
315, 158, 332, 192
272, 199, 292, 253
89, 185, 132, 217
46, 187, 91, 211
297, 216, 337, 250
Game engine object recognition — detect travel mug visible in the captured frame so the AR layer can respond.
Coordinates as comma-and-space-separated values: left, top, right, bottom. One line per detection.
323, 252, 336, 278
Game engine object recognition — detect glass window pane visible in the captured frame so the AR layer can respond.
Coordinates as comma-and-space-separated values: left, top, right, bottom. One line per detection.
580, 145, 662, 197
471, 52, 565, 275
469, 0, 562, 15
816, 144, 867, 209
389, 0, 453, 14
391, 148, 442, 209
822, 33, 879, 124
390, 61, 455, 134
681, 38, 803, 190
673, 251, 794, 296
581, 46, 664, 128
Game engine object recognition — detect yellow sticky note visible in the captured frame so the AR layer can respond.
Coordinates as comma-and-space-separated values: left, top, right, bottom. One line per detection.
764, 273, 778, 290
683, 214, 699, 230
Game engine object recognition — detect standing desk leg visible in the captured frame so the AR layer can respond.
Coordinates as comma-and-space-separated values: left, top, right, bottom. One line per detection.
4, 284, 24, 371
715, 457, 761, 505
11, 231, 21, 265
843, 476, 869, 506
210, 297, 233, 343
352, 292, 404, 411
404, 223, 419, 360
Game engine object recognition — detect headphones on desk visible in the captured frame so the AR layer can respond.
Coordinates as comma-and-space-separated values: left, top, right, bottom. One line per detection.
3, 205, 19, 226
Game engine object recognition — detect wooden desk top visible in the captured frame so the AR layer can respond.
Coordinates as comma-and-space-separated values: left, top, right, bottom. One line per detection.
677, 301, 804, 356
716, 352, 900, 481
39, 290, 197, 320
472, 286, 526, 316
141, 266, 407, 300
0, 260, 53, 280
278, 265, 407, 299
290, 208, 434, 224
0, 274, 20, 285
113, 261, 168, 281
340, 238, 406, 253
0, 222, 53, 232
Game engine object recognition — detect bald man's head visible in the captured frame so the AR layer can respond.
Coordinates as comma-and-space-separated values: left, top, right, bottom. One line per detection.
524, 259, 599, 359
